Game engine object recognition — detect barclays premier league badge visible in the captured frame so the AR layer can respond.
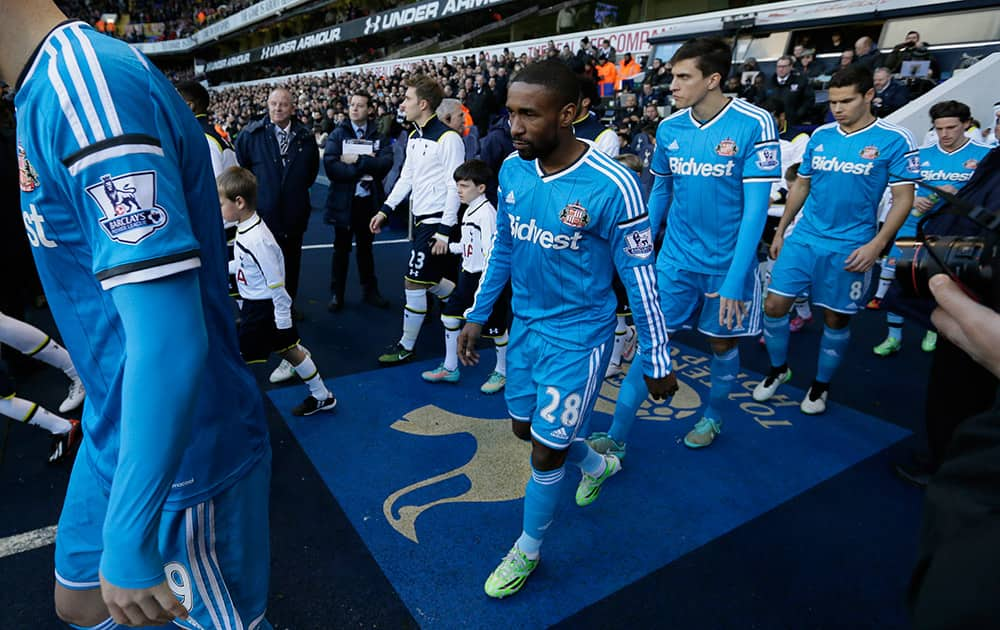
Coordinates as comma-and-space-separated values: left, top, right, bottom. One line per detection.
559, 201, 590, 228
85, 171, 168, 245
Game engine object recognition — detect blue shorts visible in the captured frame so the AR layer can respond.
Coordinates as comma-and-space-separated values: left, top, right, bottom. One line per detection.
55, 441, 272, 630
769, 237, 874, 314
505, 320, 612, 450
657, 258, 762, 337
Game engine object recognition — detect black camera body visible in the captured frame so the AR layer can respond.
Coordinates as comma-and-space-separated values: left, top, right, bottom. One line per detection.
895, 236, 999, 306
893, 182, 1000, 308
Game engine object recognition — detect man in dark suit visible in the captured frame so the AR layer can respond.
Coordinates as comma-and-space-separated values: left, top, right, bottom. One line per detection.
872, 67, 909, 118
323, 90, 394, 312
235, 86, 319, 304
764, 55, 815, 126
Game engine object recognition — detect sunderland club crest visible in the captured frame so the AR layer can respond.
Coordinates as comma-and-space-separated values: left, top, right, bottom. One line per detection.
860, 145, 880, 160
964, 159, 979, 170
17, 144, 39, 192
85, 171, 168, 245
559, 201, 590, 228
715, 138, 737, 156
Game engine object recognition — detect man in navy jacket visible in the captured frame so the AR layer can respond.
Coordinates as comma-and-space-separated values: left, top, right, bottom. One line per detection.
235, 87, 319, 302
323, 90, 394, 312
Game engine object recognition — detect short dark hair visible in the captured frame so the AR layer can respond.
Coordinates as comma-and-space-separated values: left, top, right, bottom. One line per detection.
217, 166, 257, 208
454, 159, 493, 186
671, 37, 732, 80
175, 80, 209, 114
351, 90, 372, 106
404, 74, 444, 111
828, 64, 874, 94
929, 100, 972, 123
510, 59, 581, 108
578, 76, 599, 109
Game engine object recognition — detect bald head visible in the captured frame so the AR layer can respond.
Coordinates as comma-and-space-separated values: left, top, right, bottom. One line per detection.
855, 36, 874, 56
267, 87, 293, 127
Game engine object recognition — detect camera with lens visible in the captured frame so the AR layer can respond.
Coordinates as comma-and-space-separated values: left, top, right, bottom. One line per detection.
894, 182, 1000, 309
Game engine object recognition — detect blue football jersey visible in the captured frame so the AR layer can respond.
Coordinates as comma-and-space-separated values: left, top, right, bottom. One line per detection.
467, 145, 671, 378
913, 139, 990, 217
16, 22, 267, 509
651, 98, 781, 274
794, 119, 920, 251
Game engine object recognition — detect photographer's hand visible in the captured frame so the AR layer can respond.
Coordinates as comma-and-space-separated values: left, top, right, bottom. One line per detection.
930, 274, 1000, 379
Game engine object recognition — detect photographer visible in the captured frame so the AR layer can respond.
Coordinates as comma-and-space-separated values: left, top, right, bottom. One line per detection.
888, 144, 1000, 486
908, 273, 1000, 629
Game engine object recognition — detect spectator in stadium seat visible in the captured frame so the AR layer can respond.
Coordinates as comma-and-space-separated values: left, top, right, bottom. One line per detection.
764, 55, 815, 126
854, 36, 884, 72
598, 39, 617, 63
640, 103, 661, 129
637, 81, 659, 108
466, 74, 496, 136
576, 36, 596, 66
799, 49, 826, 81
839, 49, 855, 70
614, 92, 642, 136
235, 87, 319, 306
323, 89, 393, 313
872, 67, 909, 117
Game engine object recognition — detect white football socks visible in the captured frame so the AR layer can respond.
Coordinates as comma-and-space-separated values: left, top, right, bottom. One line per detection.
0, 396, 72, 434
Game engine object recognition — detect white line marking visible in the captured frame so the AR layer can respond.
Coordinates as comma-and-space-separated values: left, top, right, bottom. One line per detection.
0, 525, 57, 559
301, 238, 408, 251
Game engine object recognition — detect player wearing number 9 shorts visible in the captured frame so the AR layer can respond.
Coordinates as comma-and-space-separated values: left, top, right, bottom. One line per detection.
7, 7, 271, 628
458, 60, 676, 599
754, 64, 919, 414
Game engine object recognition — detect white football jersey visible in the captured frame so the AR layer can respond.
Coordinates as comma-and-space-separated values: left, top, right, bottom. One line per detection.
232, 213, 293, 328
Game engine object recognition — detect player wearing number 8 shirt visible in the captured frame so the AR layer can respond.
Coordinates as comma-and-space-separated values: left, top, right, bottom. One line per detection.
754, 64, 919, 414
4, 5, 270, 628
457, 60, 677, 599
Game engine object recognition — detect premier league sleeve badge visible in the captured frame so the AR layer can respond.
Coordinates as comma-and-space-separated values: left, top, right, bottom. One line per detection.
85, 172, 168, 245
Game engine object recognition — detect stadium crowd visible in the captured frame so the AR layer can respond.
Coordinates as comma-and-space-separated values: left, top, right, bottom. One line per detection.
207, 30, 995, 169
54, 1, 403, 43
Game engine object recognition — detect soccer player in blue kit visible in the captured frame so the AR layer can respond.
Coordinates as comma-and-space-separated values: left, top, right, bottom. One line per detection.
754, 65, 919, 413
590, 37, 781, 453
3, 2, 271, 628
457, 59, 677, 598
872, 100, 990, 357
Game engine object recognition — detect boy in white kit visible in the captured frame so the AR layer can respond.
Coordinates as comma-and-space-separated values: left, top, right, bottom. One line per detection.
219, 167, 338, 415
422, 159, 511, 394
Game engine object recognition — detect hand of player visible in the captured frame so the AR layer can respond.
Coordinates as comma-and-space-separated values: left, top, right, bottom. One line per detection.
769, 233, 784, 260
929, 274, 1000, 379
369, 212, 386, 234
430, 239, 449, 255
706, 293, 746, 330
644, 372, 678, 401
457, 322, 483, 366
913, 196, 935, 214
844, 240, 882, 272
340, 153, 359, 164
100, 575, 188, 627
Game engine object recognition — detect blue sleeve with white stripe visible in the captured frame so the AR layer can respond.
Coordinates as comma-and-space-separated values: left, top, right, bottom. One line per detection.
720, 117, 781, 299
47, 27, 201, 288
602, 171, 672, 378
646, 121, 674, 243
